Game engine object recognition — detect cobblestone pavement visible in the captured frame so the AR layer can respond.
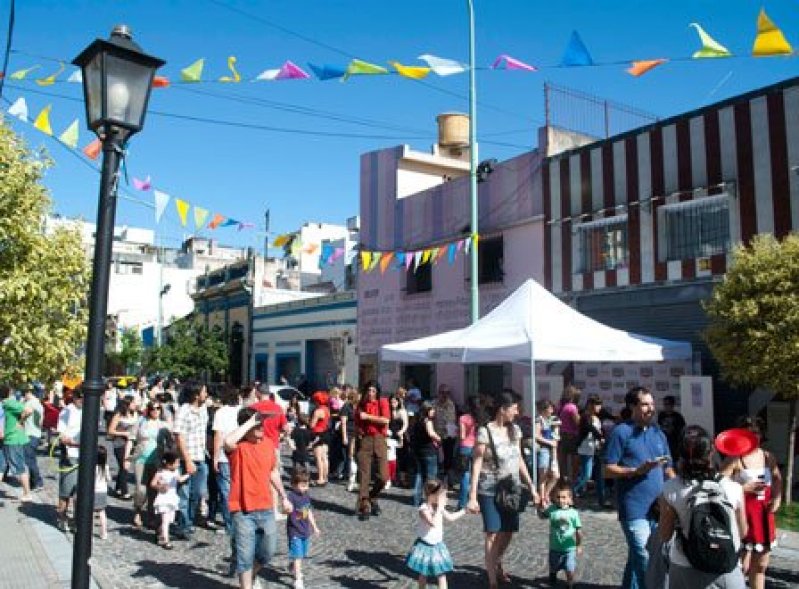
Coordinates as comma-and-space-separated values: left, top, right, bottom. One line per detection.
27, 444, 799, 589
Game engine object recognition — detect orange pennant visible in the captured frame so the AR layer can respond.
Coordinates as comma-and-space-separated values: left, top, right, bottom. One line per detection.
435, 246, 447, 263
626, 59, 668, 77
209, 213, 225, 229
379, 252, 394, 273
82, 138, 101, 160
152, 76, 170, 88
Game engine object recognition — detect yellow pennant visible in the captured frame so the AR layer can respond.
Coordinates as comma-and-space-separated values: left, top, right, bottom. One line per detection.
421, 249, 432, 265
752, 8, 793, 56
58, 119, 79, 148
360, 251, 372, 270
175, 198, 190, 226
379, 252, 394, 273
9, 65, 40, 80
33, 105, 53, 135
273, 234, 291, 248
36, 62, 65, 86
219, 56, 241, 83
389, 61, 431, 80
181, 58, 205, 82
193, 207, 209, 229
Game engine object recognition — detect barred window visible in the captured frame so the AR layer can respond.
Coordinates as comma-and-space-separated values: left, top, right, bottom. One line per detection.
576, 216, 628, 273
663, 195, 730, 261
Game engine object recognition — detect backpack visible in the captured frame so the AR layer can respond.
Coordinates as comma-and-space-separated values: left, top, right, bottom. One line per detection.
678, 476, 738, 574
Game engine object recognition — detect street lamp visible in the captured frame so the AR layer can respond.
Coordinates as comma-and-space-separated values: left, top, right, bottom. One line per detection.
71, 25, 164, 589
158, 283, 171, 346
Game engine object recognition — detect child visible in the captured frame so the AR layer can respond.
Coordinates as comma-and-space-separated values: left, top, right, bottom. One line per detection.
150, 450, 190, 550
290, 417, 314, 472
406, 480, 464, 589
287, 468, 320, 589
540, 482, 582, 587
386, 436, 399, 489
95, 446, 111, 540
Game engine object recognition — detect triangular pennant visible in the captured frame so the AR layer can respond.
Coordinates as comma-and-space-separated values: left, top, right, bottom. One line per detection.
303, 243, 319, 254
429, 247, 440, 264
344, 59, 388, 80
395, 252, 406, 268
369, 252, 382, 271
273, 234, 291, 247
255, 68, 280, 81
464, 236, 473, 254
308, 63, 347, 81
9, 65, 40, 80
58, 119, 79, 148
193, 207, 209, 229
181, 58, 205, 82
67, 69, 82, 83
752, 8, 793, 57
219, 56, 241, 82
152, 76, 170, 88
447, 243, 457, 264
456, 239, 465, 254
421, 249, 432, 265
238, 222, 255, 231
626, 59, 668, 77
436, 246, 447, 263
413, 251, 423, 272
360, 251, 372, 271
276, 60, 310, 80
404, 251, 414, 271
175, 199, 190, 227
221, 218, 239, 227
36, 62, 65, 86
82, 138, 101, 160
491, 54, 537, 72
561, 31, 594, 66
389, 61, 431, 80
132, 176, 152, 191
33, 105, 53, 135
418, 54, 467, 76
291, 238, 302, 256
689, 23, 732, 58
379, 252, 394, 274
153, 190, 170, 224
7, 97, 28, 121
331, 247, 345, 262
209, 213, 225, 229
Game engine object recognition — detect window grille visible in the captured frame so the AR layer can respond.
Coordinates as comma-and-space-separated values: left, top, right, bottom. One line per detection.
576, 216, 628, 273
663, 195, 730, 261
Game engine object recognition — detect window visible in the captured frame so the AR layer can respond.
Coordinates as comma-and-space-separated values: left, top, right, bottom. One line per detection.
576, 216, 628, 272
406, 262, 432, 294
478, 236, 504, 284
116, 260, 143, 275
662, 195, 730, 261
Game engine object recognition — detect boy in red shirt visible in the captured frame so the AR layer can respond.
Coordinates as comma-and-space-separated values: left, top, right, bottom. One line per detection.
225, 407, 293, 589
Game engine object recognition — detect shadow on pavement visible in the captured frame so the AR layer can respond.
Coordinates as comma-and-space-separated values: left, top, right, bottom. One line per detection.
768, 566, 799, 587
307, 497, 356, 517
19, 500, 58, 530
133, 560, 233, 589
325, 549, 403, 586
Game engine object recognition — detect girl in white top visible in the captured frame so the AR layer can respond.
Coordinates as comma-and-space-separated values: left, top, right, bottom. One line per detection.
150, 450, 190, 549
95, 446, 111, 540
406, 480, 465, 589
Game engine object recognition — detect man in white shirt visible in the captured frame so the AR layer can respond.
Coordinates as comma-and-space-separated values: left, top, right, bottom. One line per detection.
56, 389, 83, 532
212, 385, 242, 575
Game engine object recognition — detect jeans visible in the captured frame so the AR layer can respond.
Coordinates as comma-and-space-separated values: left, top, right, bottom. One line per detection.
177, 460, 208, 534
24, 436, 43, 488
413, 453, 438, 507
620, 518, 655, 589
573, 454, 594, 496
232, 509, 276, 575
457, 446, 473, 509
113, 444, 129, 496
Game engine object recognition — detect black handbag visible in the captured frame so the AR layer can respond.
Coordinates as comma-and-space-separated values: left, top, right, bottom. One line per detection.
486, 425, 525, 514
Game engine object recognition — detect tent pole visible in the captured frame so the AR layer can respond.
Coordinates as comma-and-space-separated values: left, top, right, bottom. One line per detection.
530, 343, 538, 488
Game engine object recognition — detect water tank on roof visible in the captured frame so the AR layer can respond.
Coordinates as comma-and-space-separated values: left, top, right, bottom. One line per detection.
436, 113, 470, 148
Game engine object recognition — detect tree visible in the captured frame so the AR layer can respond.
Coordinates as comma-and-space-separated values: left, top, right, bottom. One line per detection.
149, 318, 227, 381
106, 328, 143, 375
704, 233, 799, 504
0, 121, 89, 384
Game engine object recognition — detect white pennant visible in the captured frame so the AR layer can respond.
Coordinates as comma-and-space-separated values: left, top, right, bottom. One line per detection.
254, 68, 280, 81
7, 97, 28, 121
413, 251, 422, 272
464, 237, 473, 254
67, 69, 82, 83
418, 54, 467, 76
154, 190, 170, 224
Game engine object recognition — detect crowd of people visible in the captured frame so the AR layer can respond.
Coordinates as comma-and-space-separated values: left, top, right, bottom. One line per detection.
0, 375, 788, 589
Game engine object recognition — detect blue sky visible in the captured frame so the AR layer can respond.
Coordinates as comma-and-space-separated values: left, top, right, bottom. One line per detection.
3, 1, 799, 251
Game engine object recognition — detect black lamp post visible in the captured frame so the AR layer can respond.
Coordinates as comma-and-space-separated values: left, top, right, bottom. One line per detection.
71, 25, 164, 589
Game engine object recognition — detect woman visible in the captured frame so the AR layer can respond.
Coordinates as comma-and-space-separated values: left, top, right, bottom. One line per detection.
534, 399, 558, 507
309, 391, 331, 486
556, 385, 581, 482
721, 417, 783, 589
660, 425, 748, 588
411, 402, 441, 507
467, 391, 539, 589
573, 395, 604, 500
327, 387, 344, 478
340, 388, 360, 491
457, 396, 482, 510
131, 401, 168, 528
388, 392, 409, 488
107, 398, 138, 500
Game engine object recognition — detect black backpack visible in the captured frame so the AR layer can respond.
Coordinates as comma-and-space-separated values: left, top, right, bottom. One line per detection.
678, 476, 738, 574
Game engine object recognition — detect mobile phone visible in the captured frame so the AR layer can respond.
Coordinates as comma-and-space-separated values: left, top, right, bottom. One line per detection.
655, 456, 669, 464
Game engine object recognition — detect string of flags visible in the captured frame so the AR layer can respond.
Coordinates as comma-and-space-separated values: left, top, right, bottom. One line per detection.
357, 235, 478, 274
3, 9, 797, 86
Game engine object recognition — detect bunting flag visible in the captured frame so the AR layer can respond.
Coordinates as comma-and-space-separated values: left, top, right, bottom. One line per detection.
418, 54, 467, 76
308, 63, 347, 81
331, 247, 345, 263
153, 190, 170, 224
395, 251, 406, 267
689, 23, 732, 58
405, 252, 414, 271
303, 243, 319, 254
132, 176, 152, 191
181, 58, 205, 82
369, 252, 382, 271
36, 62, 65, 86
9, 65, 40, 80
221, 218, 239, 227
456, 239, 465, 253
360, 250, 372, 270
413, 251, 422, 272
320, 243, 335, 266
421, 249, 432, 265
273, 234, 292, 247
152, 76, 170, 88
561, 31, 594, 66
389, 61, 431, 79
7, 97, 28, 120
33, 105, 52, 135
208, 213, 226, 229
237, 222, 255, 231
464, 236, 473, 254
344, 59, 388, 80
447, 242, 457, 264
255, 68, 281, 81
276, 60, 310, 80
429, 247, 440, 264
58, 119, 79, 148
219, 56, 241, 82
379, 252, 394, 273
83, 138, 101, 160
626, 59, 668, 77
491, 54, 537, 71
752, 8, 793, 57
193, 206, 209, 229
67, 69, 82, 83
175, 198, 190, 227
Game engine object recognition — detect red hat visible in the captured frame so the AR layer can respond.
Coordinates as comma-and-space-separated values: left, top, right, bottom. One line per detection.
312, 391, 329, 406
714, 428, 758, 457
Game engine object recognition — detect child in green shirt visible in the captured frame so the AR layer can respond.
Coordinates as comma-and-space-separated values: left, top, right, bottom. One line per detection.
540, 481, 582, 587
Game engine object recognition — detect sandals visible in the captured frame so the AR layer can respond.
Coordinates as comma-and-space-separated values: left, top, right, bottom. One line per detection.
157, 538, 174, 550
496, 563, 511, 583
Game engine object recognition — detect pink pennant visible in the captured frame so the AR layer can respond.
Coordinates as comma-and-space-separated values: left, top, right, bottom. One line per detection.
132, 176, 152, 191
331, 247, 345, 262
405, 251, 415, 271
456, 239, 465, 253
276, 60, 311, 80
491, 54, 537, 72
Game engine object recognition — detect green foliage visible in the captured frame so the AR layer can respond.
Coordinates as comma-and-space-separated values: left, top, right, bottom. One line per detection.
106, 328, 143, 375
0, 120, 89, 384
148, 318, 227, 381
704, 234, 799, 399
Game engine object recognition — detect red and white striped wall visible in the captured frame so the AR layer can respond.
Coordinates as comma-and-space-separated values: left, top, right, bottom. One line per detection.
543, 77, 799, 295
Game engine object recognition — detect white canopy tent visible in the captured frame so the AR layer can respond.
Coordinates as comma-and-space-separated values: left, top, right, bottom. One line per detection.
381, 278, 693, 479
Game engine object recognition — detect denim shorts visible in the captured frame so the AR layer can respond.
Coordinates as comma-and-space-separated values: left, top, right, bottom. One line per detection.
477, 493, 519, 534
4, 444, 28, 476
288, 536, 310, 560
549, 548, 577, 573
537, 447, 552, 470
233, 510, 276, 574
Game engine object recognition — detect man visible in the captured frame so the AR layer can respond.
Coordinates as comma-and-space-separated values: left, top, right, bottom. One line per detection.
23, 385, 44, 490
354, 381, 390, 521
174, 381, 209, 538
250, 385, 290, 521
433, 384, 458, 476
225, 407, 292, 589
213, 385, 242, 575
657, 395, 686, 462
56, 388, 83, 531
0, 385, 33, 501
605, 386, 675, 589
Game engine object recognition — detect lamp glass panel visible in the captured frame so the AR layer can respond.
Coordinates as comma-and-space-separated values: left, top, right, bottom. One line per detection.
104, 54, 153, 129
84, 53, 103, 127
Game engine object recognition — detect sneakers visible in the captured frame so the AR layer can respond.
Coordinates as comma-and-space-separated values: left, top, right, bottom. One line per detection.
347, 478, 357, 493
253, 577, 266, 589
384, 481, 392, 490
293, 578, 305, 589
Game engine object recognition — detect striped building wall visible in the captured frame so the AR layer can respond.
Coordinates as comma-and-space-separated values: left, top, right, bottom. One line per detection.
544, 77, 799, 294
